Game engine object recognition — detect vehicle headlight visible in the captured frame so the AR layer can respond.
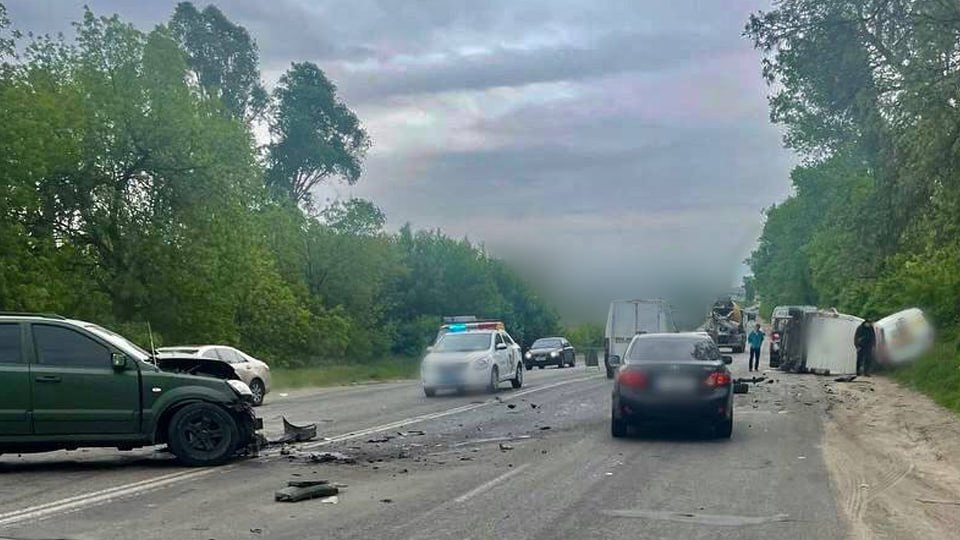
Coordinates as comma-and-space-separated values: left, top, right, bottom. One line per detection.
227, 379, 253, 399
525, 352, 532, 359
473, 357, 491, 370
550, 351, 559, 358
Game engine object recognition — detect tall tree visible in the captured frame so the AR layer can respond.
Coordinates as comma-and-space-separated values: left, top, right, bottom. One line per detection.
266, 62, 370, 208
169, 2, 267, 122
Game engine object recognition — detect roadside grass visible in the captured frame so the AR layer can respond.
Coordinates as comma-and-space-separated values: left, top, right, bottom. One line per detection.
890, 332, 960, 413
271, 357, 420, 390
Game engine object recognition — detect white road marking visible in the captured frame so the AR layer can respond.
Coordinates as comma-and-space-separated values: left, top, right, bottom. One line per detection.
0, 373, 600, 527
454, 463, 532, 504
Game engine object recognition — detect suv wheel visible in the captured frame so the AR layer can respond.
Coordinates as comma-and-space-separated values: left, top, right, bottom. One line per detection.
510, 363, 523, 389
611, 415, 627, 438
249, 379, 265, 406
167, 402, 240, 467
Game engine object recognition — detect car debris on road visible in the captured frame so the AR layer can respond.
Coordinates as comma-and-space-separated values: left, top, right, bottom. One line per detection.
275, 481, 340, 503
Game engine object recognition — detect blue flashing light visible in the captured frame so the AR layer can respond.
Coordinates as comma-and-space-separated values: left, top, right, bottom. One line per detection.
448, 323, 467, 332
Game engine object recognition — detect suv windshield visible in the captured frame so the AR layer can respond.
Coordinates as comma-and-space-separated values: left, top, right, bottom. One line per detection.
532, 338, 562, 349
626, 338, 720, 363
433, 333, 492, 352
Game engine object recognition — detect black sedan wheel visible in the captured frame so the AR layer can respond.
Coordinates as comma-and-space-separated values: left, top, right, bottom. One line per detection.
611, 415, 627, 438
167, 402, 240, 467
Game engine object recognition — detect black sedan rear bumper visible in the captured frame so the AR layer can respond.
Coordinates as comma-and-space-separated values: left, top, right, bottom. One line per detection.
613, 391, 731, 425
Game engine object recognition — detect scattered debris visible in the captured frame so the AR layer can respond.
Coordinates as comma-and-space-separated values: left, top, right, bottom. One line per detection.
250, 528, 263, 534
321, 496, 339, 504
530, 403, 539, 409
834, 375, 858, 383
288, 480, 329, 488
286, 451, 357, 465
275, 482, 339, 502
538, 426, 551, 431
268, 418, 319, 445
380, 498, 393, 503
499, 443, 514, 451
367, 436, 394, 443
506, 404, 517, 409
397, 430, 425, 437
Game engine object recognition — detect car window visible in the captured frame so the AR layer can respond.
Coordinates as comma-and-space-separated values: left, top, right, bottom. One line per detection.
220, 348, 243, 363
202, 349, 221, 360
625, 338, 720, 364
433, 333, 492, 352
495, 334, 505, 346
0, 323, 22, 364
502, 333, 516, 346
33, 324, 110, 368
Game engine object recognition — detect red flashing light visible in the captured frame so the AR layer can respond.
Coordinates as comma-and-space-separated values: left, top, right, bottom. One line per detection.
705, 372, 732, 388
617, 370, 648, 389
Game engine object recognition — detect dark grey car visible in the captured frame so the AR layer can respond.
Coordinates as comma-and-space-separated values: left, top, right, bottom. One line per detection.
524, 337, 575, 369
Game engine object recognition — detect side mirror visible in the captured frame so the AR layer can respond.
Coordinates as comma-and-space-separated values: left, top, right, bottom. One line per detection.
608, 355, 621, 367
111, 352, 128, 371
722, 355, 733, 365
495, 343, 508, 350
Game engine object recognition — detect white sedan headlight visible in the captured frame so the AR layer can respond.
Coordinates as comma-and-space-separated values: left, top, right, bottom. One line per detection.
473, 357, 491, 370
525, 352, 532, 359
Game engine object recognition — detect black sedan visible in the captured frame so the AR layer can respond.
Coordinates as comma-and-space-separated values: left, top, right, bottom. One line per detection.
609, 333, 734, 438
524, 337, 575, 369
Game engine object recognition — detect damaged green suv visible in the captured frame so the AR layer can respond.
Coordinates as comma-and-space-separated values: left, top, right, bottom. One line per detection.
0, 314, 262, 466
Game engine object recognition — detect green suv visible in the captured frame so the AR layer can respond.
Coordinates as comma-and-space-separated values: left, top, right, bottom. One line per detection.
0, 314, 262, 466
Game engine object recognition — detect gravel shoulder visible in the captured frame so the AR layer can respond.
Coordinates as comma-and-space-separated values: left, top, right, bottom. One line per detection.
822, 376, 960, 540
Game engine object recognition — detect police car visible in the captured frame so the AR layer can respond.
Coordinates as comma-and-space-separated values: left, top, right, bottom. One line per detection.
421, 321, 524, 397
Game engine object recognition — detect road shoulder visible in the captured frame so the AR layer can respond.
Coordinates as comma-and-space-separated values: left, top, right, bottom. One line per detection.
822, 376, 960, 540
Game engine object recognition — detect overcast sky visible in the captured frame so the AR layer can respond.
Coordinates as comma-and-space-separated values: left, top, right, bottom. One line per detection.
7, 0, 793, 318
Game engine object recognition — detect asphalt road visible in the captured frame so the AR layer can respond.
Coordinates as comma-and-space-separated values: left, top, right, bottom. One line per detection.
0, 349, 847, 540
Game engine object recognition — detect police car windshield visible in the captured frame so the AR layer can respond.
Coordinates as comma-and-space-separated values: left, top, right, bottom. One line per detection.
434, 333, 492, 352
626, 337, 720, 363
532, 338, 562, 349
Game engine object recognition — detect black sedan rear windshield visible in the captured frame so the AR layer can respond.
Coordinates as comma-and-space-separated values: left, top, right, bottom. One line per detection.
626, 338, 720, 363
531, 338, 562, 349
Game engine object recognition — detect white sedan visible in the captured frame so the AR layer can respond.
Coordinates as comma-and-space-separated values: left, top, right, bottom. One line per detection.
156, 345, 272, 406
421, 329, 524, 397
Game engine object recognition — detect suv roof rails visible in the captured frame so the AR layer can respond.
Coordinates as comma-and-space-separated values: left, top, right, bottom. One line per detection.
0, 311, 68, 319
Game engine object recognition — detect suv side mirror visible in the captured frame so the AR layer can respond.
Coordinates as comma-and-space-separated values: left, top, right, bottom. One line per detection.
495, 343, 508, 350
608, 355, 621, 367
722, 355, 733, 365
111, 352, 128, 371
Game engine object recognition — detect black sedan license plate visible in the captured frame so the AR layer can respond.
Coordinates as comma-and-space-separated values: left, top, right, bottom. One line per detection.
657, 375, 697, 393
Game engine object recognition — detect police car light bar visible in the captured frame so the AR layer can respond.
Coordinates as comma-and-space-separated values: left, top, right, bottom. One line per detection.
443, 321, 505, 333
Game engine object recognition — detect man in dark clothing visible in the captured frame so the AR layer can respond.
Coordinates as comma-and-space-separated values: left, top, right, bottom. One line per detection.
854, 319, 877, 376
747, 323, 764, 372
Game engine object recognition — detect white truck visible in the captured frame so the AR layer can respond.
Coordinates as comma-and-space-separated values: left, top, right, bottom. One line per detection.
603, 299, 675, 378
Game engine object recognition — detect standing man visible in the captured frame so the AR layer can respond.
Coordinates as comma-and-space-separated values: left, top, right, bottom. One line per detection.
747, 323, 764, 372
854, 318, 877, 376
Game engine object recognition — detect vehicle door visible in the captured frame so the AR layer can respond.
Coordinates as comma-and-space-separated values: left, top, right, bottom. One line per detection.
502, 332, 520, 370
494, 333, 510, 379
0, 322, 31, 435
29, 323, 140, 435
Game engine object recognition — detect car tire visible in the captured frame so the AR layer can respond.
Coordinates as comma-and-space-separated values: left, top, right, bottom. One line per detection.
611, 416, 627, 438
424, 387, 437, 397
510, 363, 523, 389
249, 379, 265, 407
525, 364, 533, 371
167, 402, 240, 467
538, 365, 544, 370
605, 366, 615, 379
715, 415, 733, 439
487, 366, 500, 394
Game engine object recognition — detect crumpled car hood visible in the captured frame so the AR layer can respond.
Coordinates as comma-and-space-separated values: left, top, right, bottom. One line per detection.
155, 356, 240, 380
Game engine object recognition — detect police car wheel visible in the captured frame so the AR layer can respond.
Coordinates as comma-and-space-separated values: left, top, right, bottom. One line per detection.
487, 366, 500, 394
510, 363, 523, 389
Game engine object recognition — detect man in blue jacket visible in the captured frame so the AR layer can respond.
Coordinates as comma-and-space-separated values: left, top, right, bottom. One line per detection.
747, 323, 764, 372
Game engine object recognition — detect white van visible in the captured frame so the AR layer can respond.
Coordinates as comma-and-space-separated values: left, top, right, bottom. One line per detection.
875, 308, 933, 366
603, 299, 674, 378
803, 310, 862, 375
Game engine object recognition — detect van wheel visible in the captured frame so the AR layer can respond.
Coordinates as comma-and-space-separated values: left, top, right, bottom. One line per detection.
424, 387, 437, 397
249, 379, 265, 406
167, 402, 240, 467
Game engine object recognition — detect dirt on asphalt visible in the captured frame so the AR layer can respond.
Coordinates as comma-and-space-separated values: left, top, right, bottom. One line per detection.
822, 376, 960, 540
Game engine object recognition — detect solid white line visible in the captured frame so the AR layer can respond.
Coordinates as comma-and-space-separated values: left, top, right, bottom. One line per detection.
454, 463, 532, 504
0, 373, 600, 527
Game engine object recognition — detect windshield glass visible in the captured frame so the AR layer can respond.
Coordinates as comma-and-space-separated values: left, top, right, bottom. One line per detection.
626, 338, 720, 363
82, 323, 151, 360
433, 333, 492, 352
532, 338, 562, 349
